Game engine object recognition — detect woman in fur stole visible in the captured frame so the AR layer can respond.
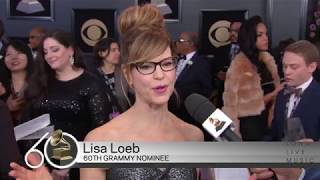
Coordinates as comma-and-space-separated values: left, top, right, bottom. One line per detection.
222, 16, 282, 141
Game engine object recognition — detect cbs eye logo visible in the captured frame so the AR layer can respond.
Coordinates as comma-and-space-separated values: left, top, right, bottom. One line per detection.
208, 20, 231, 48
81, 19, 108, 47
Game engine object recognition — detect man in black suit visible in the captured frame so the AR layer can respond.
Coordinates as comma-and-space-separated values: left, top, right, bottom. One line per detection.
175, 32, 213, 99
28, 26, 47, 60
271, 40, 320, 141
253, 40, 320, 180
214, 21, 242, 72
214, 21, 242, 108
171, 32, 213, 140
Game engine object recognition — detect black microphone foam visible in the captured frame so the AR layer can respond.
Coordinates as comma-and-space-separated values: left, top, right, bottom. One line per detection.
185, 93, 241, 141
184, 93, 217, 124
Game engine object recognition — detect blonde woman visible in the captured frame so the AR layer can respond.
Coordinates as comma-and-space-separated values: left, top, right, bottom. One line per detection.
9, 5, 203, 180
81, 4, 203, 180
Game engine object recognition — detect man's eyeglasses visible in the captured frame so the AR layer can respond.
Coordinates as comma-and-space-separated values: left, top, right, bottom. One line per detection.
29, 35, 42, 39
176, 39, 191, 43
132, 56, 178, 75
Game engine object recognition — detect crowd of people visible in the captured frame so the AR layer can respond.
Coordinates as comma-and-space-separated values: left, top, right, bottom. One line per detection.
1, 3, 320, 180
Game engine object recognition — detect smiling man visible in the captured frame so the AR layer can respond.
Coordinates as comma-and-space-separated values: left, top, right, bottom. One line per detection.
172, 32, 214, 141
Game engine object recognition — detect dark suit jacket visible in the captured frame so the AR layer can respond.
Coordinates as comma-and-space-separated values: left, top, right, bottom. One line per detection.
271, 79, 320, 141
212, 44, 233, 108
175, 52, 213, 101
172, 52, 213, 140
304, 167, 320, 180
313, 68, 320, 83
214, 44, 231, 72
0, 100, 20, 179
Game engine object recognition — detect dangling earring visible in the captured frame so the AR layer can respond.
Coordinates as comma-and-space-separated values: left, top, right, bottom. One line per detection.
69, 56, 75, 65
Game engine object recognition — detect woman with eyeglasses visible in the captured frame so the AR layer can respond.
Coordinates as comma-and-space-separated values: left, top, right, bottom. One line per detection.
8, 5, 203, 180
80, 4, 203, 180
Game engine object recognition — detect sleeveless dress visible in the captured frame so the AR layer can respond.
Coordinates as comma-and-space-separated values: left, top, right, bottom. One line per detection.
107, 168, 195, 180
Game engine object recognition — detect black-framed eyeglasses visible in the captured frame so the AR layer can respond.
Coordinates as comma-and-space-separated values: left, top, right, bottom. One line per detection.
132, 56, 178, 75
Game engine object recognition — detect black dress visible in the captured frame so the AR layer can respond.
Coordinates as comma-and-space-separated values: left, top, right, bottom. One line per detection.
108, 168, 195, 180
40, 71, 111, 140
24, 71, 111, 141
22, 71, 112, 180
239, 62, 270, 141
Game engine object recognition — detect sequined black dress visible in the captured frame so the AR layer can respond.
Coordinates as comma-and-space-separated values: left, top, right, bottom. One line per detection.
26, 71, 111, 141
107, 168, 195, 180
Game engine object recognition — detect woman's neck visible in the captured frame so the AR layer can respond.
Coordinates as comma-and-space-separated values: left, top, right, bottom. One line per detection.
11, 71, 27, 92
56, 65, 84, 81
101, 62, 115, 74
130, 100, 170, 125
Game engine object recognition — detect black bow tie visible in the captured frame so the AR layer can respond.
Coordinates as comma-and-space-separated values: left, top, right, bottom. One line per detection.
284, 86, 302, 97
177, 54, 186, 60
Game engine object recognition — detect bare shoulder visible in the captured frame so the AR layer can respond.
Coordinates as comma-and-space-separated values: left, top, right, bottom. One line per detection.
259, 51, 274, 62
174, 117, 204, 141
85, 115, 127, 142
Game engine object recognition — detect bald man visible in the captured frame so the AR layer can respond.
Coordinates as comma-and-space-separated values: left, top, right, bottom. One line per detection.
172, 31, 213, 141
28, 26, 47, 59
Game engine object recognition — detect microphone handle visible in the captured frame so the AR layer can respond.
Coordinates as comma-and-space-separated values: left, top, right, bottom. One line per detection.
220, 128, 242, 141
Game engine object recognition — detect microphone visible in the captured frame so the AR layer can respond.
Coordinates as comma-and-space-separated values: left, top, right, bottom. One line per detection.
185, 93, 278, 180
184, 93, 241, 141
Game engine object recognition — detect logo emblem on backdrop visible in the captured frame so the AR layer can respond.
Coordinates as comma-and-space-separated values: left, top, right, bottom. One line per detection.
81, 19, 108, 47
208, 20, 231, 48
73, 9, 117, 52
198, 10, 248, 56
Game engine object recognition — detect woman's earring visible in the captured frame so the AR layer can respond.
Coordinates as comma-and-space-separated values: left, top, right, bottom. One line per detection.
129, 82, 134, 91
69, 56, 75, 65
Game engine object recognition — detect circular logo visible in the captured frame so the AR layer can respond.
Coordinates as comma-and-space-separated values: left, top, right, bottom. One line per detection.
208, 20, 231, 48
81, 19, 108, 47
44, 131, 79, 169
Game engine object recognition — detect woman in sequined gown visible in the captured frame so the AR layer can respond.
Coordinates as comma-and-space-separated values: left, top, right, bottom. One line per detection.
20, 30, 112, 180
80, 4, 203, 180
22, 30, 111, 141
